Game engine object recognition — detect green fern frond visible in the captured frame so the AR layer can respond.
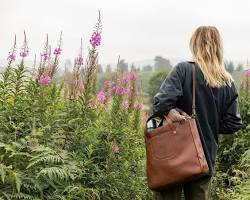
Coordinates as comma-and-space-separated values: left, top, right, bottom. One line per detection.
63, 185, 100, 200
27, 154, 64, 169
37, 166, 72, 181
22, 177, 43, 196
9, 152, 33, 159
2, 192, 39, 200
0, 164, 6, 183
12, 172, 22, 193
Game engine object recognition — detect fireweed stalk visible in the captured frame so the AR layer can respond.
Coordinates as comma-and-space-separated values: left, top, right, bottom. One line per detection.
19, 31, 29, 63
98, 80, 113, 104
7, 35, 17, 66
70, 39, 84, 100
38, 34, 50, 77
36, 35, 53, 86
50, 32, 62, 77
110, 79, 125, 128
242, 69, 250, 96
30, 54, 38, 77
132, 82, 144, 132
127, 69, 138, 112
82, 11, 102, 107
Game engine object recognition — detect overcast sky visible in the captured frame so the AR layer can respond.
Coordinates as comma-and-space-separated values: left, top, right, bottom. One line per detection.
1, 0, 250, 66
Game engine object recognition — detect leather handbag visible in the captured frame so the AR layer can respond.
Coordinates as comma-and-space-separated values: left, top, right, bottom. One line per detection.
144, 63, 209, 191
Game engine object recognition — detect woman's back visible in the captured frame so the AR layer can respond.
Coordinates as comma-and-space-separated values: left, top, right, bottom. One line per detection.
152, 61, 242, 174
152, 26, 242, 200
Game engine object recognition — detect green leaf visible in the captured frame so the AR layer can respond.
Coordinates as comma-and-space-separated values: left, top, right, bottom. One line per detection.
13, 172, 22, 193
0, 164, 6, 183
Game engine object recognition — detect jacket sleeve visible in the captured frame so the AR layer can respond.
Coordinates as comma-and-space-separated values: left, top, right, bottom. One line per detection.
152, 64, 184, 117
219, 84, 243, 134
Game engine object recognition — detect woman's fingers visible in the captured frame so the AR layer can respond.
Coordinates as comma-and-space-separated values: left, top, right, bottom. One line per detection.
168, 108, 190, 122
180, 111, 191, 119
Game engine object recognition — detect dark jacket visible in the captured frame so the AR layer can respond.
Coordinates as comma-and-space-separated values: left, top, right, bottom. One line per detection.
152, 61, 243, 174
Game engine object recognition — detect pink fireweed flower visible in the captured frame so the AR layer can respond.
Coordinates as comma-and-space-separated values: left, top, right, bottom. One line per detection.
76, 54, 84, 65
7, 52, 16, 61
115, 85, 124, 96
90, 32, 101, 48
20, 51, 29, 58
129, 72, 138, 81
20, 31, 29, 58
41, 34, 50, 62
38, 73, 52, 85
27, 140, 37, 153
89, 102, 97, 109
111, 82, 116, 91
97, 91, 107, 102
112, 139, 119, 155
104, 80, 112, 88
142, 112, 149, 123
122, 76, 129, 84
53, 47, 62, 55
78, 80, 84, 93
41, 52, 49, 62
134, 101, 144, 110
76, 38, 84, 65
7, 35, 17, 62
122, 100, 129, 110
125, 87, 131, 96
245, 69, 250, 77
31, 68, 38, 76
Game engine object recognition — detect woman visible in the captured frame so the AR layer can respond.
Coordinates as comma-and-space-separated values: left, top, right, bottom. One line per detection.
152, 26, 243, 200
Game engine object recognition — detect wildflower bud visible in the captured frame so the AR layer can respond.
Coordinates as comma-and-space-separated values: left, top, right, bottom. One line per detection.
115, 85, 124, 96
244, 69, 250, 77
97, 91, 107, 103
134, 101, 144, 110
112, 139, 120, 157
122, 100, 129, 110
122, 76, 129, 84
7, 52, 16, 61
20, 51, 29, 58
20, 31, 29, 59
53, 48, 62, 56
129, 72, 138, 81
27, 140, 36, 153
41, 52, 49, 61
38, 73, 52, 85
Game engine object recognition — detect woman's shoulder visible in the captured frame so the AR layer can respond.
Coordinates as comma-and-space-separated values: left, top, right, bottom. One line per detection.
175, 61, 193, 68
171, 61, 194, 78
221, 81, 238, 99
173, 61, 194, 71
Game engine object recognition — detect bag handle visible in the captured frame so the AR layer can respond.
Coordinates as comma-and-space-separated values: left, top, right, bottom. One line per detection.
192, 63, 196, 118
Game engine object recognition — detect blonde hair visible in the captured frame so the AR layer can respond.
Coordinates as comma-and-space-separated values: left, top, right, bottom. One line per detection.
189, 26, 233, 87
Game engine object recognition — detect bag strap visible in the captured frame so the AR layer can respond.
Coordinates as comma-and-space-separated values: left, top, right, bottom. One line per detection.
192, 63, 196, 118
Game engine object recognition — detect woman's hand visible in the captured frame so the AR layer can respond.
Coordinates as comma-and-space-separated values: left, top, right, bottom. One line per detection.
168, 108, 191, 123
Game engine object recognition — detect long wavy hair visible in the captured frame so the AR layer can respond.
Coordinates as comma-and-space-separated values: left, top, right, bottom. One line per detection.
189, 26, 233, 87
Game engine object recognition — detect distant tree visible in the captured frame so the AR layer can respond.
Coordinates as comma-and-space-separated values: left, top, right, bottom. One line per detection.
136, 67, 141, 72
154, 56, 172, 71
65, 59, 73, 68
106, 64, 112, 73
236, 63, 244, 71
130, 64, 136, 72
147, 70, 169, 111
97, 64, 103, 73
224, 60, 235, 74
117, 59, 128, 73
142, 65, 153, 72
